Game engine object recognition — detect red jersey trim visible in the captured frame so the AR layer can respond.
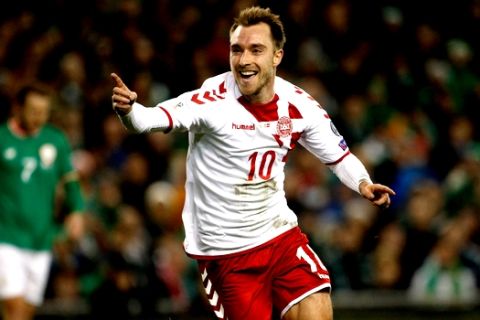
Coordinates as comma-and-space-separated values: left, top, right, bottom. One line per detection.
158, 106, 173, 133
238, 94, 280, 122
325, 150, 351, 165
186, 226, 305, 261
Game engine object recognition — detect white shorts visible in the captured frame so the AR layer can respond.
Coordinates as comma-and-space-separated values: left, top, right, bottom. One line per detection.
0, 244, 52, 306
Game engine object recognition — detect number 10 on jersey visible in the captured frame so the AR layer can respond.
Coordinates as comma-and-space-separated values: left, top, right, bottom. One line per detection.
247, 150, 276, 181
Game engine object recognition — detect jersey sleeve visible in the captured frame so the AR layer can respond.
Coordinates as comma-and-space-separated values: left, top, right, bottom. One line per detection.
56, 131, 85, 213
291, 87, 372, 193
155, 90, 216, 134
122, 75, 227, 134
299, 104, 350, 165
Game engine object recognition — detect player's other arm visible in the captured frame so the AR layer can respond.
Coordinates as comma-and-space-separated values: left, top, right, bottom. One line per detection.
110, 73, 172, 133
329, 153, 395, 208
64, 173, 85, 241
301, 102, 396, 209
59, 139, 86, 241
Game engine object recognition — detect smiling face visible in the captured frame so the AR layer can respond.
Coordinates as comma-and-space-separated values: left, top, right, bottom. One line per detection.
230, 22, 283, 104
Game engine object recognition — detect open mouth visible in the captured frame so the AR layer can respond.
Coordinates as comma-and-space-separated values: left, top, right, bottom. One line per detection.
239, 70, 258, 79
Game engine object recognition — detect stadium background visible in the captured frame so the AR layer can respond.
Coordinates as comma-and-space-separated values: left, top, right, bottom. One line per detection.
0, 0, 479, 319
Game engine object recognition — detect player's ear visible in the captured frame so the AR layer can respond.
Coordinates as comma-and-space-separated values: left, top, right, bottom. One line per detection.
273, 49, 283, 67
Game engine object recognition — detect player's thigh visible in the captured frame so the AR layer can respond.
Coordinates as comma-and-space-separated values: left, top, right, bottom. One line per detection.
272, 233, 331, 317
199, 252, 274, 320
2, 296, 36, 319
283, 291, 333, 320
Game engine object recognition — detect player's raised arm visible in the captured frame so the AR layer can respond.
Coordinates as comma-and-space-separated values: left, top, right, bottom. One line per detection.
110, 73, 174, 133
111, 72, 137, 116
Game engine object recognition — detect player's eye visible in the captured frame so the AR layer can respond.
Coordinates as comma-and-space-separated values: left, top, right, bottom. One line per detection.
251, 45, 266, 55
230, 46, 242, 54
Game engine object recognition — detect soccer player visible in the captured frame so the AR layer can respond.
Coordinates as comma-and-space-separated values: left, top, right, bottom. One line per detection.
111, 6, 395, 320
0, 83, 85, 320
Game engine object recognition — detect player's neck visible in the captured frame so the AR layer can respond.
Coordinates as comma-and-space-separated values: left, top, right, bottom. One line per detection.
239, 94, 279, 109
8, 118, 40, 137
242, 90, 276, 106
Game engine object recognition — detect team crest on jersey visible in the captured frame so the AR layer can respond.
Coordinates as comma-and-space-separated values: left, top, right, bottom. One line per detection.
4, 147, 16, 160
276, 116, 292, 137
39, 144, 57, 168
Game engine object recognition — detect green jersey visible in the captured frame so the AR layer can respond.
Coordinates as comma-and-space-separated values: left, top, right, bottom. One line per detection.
0, 122, 84, 250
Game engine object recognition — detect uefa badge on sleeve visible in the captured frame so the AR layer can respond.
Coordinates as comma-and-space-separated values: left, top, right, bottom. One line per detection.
338, 138, 348, 151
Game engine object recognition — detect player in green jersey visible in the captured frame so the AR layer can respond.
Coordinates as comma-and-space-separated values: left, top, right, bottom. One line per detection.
0, 83, 85, 320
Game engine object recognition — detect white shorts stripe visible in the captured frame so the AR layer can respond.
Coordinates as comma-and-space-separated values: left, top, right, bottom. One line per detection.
201, 266, 227, 320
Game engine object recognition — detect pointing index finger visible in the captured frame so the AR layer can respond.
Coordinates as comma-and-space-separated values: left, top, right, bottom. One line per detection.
111, 73, 127, 89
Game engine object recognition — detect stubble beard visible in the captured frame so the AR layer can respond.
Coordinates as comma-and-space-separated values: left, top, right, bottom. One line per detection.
237, 69, 274, 103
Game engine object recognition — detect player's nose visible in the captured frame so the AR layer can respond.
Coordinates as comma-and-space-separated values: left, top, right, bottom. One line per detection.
239, 51, 253, 65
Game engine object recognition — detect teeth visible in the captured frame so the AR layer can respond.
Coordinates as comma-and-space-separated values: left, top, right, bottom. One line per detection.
240, 71, 256, 76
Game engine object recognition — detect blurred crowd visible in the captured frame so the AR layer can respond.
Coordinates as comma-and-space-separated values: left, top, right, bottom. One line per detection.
1, 0, 480, 318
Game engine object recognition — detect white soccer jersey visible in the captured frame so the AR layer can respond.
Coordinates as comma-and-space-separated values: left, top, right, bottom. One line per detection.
126, 72, 359, 258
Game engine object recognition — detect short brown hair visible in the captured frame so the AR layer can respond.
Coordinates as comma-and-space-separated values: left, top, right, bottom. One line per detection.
230, 6, 286, 50
15, 83, 52, 106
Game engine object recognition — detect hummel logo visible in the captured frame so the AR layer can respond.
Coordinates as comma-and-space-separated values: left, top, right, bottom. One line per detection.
232, 123, 255, 130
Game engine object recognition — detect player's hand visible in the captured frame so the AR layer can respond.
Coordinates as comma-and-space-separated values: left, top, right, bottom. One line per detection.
111, 73, 138, 116
359, 181, 395, 209
64, 212, 85, 242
